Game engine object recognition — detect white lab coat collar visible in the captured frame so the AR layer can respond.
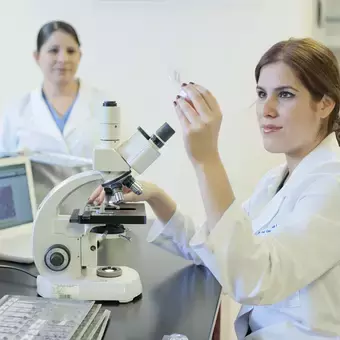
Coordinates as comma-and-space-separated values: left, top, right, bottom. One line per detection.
266, 133, 339, 197
30, 87, 62, 143
248, 133, 340, 238
286, 133, 338, 182
63, 81, 95, 138
30, 79, 94, 141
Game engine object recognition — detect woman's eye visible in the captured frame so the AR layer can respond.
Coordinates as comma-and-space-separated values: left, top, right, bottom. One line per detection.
257, 91, 266, 99
279, 91, 295, 98
49, 48, 58, 54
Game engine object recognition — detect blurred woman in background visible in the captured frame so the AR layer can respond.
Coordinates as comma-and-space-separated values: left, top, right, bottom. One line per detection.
0, 21, 111, 205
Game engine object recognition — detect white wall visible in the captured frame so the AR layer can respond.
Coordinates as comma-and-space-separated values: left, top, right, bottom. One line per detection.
0, 0, 313, 223
0, 0, 315, 339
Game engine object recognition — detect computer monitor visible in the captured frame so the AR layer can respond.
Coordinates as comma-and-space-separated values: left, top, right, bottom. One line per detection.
0, 156, 37, 237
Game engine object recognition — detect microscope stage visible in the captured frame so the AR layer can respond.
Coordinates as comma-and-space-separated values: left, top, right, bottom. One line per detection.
70, 203, 146, 225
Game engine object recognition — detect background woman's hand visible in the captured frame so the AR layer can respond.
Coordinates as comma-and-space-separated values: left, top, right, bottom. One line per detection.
174, 83, 223, 165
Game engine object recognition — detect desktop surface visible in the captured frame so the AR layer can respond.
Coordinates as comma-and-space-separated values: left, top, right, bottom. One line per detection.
0, 225, 221, 340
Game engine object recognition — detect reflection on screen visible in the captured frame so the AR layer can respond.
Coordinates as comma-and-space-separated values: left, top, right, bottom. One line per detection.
0, 164, 33, 229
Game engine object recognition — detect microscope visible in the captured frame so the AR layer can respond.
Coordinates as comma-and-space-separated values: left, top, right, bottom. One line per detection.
32, 101, 175, 302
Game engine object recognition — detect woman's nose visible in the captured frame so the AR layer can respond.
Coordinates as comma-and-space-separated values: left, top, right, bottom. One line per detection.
263, 96, 278, 117
57, 50, 69, 62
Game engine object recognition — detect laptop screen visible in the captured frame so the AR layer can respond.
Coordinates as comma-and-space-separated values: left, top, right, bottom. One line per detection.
0, 163, 33, 230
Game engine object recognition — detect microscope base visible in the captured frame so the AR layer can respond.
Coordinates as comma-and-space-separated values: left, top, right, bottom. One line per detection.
36, 266, 142, 303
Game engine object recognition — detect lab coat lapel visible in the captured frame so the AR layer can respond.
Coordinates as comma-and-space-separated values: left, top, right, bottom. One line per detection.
251, 166, 287, 234
251, 134, 339, 235
283, 134, 338, 188
30, 87, 65, 145
63, 81, 94, 139
266, 165, 287, 198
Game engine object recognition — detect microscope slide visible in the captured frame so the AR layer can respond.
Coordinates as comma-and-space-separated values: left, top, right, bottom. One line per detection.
81, 308, 111, 339
70, 303, 102, 340
93, 310, 111, 340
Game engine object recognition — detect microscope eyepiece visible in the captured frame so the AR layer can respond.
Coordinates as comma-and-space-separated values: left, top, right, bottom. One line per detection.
156, 123, 175, 143
150, 122, 175, 149
103, 101, 117, 107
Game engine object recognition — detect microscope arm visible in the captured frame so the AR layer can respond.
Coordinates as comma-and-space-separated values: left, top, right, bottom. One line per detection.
33, 170, 105, 277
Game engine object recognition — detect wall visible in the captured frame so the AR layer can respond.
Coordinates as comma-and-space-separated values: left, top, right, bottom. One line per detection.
0, 0, 314, 338
0, 0, 312, 221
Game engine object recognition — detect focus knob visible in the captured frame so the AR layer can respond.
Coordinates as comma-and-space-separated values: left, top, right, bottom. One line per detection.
50, 252, 64, 267
44, 245, 70, 272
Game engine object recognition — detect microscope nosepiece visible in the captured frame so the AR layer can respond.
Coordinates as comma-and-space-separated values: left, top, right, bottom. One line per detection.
112, 187, 124, 204
123, 176, 143, 195
129, 181, 143, 195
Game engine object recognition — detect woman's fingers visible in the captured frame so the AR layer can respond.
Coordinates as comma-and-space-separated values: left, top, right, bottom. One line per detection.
194, 84, 221, 114
179, 83, 222, 123
122, 186, 132, 194
123, 191, 139, 202
95, 189, 105, 205
176, 96, 201, 127
174, 101, 190, 131
181, 84, 212, 121
88, 185, 103, 203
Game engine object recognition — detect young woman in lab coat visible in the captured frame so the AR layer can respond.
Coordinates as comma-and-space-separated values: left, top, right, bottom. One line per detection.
0, 21, 110, 205
90, 37, 340, 339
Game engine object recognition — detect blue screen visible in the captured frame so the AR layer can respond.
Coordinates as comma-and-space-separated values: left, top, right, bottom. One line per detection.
0, 164, 33, 229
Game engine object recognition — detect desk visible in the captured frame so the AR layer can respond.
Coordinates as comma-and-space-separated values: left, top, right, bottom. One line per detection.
0, 225, 221, 339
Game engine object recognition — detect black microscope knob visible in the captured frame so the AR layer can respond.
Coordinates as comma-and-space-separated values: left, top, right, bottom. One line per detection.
50, 252, 64, 267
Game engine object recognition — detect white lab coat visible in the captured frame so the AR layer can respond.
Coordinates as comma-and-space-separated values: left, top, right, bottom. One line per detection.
0, 80, 110, 157
147, 133, 340, 339
0, 80, 111, 207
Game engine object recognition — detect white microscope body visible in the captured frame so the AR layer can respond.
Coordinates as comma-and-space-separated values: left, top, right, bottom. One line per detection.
33, 101, 175, 302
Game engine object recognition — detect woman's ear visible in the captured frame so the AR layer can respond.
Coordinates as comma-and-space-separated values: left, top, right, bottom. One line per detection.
33, 51, 39, 65
319, 95, 336, 119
